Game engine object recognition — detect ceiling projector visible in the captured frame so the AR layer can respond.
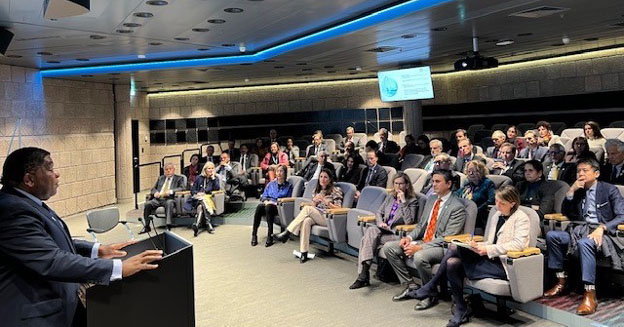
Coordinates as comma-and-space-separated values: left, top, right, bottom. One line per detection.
454, 53, 498, 71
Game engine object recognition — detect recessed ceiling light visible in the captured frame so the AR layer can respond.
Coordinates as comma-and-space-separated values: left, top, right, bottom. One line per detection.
6, 54, 22, 58
146, 0, 168, 5
401, 34, 416, 39
134, 12, 154, 18
244, 78, 250, 82
224, 8, 244, 13
207, 19, 226, 24
90, 35, 106, 40
116, 29, 133, 34
46, 60, 60, 64
197, 48, 210, 51
517, 32, 533, 37
123, 23, 142, 28
495, 39, 514, 46
431, 27, 447, 32
221, 43, 235, 47
355, 66, 362, 71
192, 28, 210, 32
76, 58, 90, 61
37, 51, 53, 56
137, 54, 146, 58
149, 42, 162, 45
174, 37, 190, 41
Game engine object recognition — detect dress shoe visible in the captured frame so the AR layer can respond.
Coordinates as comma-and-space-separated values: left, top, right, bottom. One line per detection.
300, 251, 308, 264
349, 279, 370, 290
447, 306, 472, 327
392, 285, 419, 302
414, 296, 438, 310
576, 290, 597, 315
544, 277, 567, 297
265, 236, 274, 247
412, 285, 436, 301
192, 224, 199, 237
251, 235, 258, 246
166, 224, 172, 231
138, 225, 152, 235
274, 230, 291, 243
206, 222, 215, 234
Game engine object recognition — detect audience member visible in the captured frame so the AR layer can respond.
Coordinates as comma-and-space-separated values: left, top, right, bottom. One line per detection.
422, 153, 454, 196
306, 133, 326, 158
536, 120, 563, 147
274, 169, 343, 263
490, 142, 525, 184
283, 137, 300, 167
183, 153, 202, 187
506, 125, 526, 152
455, 129, 468, 143
224, 139, 241, 161
341, 141, 364, 166
486, 130, 506, 159
600, 139, 624, 185
420, 139, 444, 172
269, 129, 279, 145
515, 160, 558, 219
338, 155, 363, 185
142, 163, 186, 233
201, 145, 219, 165
261, 142, 288, 182
457, 160, 496, 232
412, 185, 530, 327
399, 134, 419, 160
238, 144, 254, 176
384, 169, 467, 310
544, 143, 576, 185
565, 136, 597, 163
454, 138, 485, 172
355, 150, 388, 198
584, 121, 606, 150
298, 150, 336, 182
340, 126, 361, 150
415, 134, 431, 155
544, 158, 624, 315
349, 173, 419, 290
216, 152, 242, 193
184, 162, 220, 236
518, 130, 548, 161
251, 164, 293, 247
378, 128, 400, 154
253, 138, 267, 159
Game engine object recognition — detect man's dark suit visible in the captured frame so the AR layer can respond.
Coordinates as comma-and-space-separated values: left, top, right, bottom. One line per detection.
0, 187, 113, 327
600, 163, 624, 186
144, 174, 187, 225
453, 153, 486, 173
491, 159, 525, 184
544, 161, 577, 185
357, 164, 388, 190
306, 144, 327, 158
298, 161, 336, 181
516, 179, 559, 218
378, 140, 400, 154
224, 148, 241, 162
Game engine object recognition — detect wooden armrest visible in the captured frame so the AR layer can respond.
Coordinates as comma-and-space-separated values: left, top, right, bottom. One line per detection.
507, 247, 541, 259
443, 234, 484, 243
300, 202, 314, 208
295, 157, 307, 161
395, 224, 416, 232
358, 215, 376, 223
618, 224, 624, 231
278, 197, 296, 203
248, 166, 262, 171
544, 214, 568, 221
326, 208, 349, 215
212, 190, 225, 194
175, 190, 191, 196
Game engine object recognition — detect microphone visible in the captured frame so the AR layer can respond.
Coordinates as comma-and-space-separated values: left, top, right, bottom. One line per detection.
138, 217, 160, 252
148, 217, 167, 255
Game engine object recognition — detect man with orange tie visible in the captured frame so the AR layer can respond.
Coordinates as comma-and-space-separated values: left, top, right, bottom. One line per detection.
383, 169, 466, 310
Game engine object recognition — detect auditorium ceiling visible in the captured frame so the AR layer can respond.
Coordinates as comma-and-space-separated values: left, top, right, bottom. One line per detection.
0, 0, 623, 91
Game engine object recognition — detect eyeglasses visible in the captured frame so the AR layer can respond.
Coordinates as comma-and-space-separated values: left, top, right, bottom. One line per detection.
393, 181, 406, 185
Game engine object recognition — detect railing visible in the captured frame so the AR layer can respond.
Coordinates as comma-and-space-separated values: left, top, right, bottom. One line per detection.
161, 154, 182, 168
134, 160, 162, 209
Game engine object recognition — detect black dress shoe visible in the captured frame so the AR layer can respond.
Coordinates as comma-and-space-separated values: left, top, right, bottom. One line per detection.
192, 224, 199, 237
392, 285, 419, 302
251, 235, 258, 246
300, 251, 308, 264
139, 225, 152, 234
166, 225, 172, 231
446, 307, 472, 327
349, 279, 370, 290
265, 236, 274, 247
413, 286, 436, 300
414, 296, 438, 310
274, 230, 291, 243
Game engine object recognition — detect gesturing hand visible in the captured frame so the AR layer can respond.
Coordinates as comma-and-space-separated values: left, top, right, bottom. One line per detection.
99, 240, 137, 259
122, 250, 163, 277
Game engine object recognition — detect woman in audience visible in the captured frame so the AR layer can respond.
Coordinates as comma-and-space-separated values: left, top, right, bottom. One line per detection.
338, 155, 363, 185
565, 136, 597, 163
515, 160, 556, 219
273, 169, 343, 263
536, 121, 562, 147
583, 121, 606, 150
184, 161, 220, 236
398, 134, 418, 161
506, 125, 526, 152
183, 153, 202, 187
283, 137, 300, 167
412, 185, 530, 327
253, 138, 267, 159
261, 142, 289, 182
251, 164, 293, 247
457, 160, 495, 233
349, 173, 418, 289
416, 134, 431, 155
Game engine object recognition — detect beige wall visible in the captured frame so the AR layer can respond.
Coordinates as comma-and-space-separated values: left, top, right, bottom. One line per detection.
0, 65, 116, 217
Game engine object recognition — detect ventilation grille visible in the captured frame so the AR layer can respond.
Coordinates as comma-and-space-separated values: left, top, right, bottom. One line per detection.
509, 6, 569, 18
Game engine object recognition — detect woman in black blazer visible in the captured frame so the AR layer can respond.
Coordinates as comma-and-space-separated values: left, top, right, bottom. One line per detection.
184, 161, 220, 236
339, 155, 363, 185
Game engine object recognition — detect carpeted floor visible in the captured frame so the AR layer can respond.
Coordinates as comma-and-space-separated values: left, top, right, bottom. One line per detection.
65, 202, 563, 327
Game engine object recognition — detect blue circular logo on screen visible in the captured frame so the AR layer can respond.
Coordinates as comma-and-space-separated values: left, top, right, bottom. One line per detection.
381, 76, 398, 98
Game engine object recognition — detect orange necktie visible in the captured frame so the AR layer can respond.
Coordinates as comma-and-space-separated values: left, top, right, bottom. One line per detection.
423, 199, 442, 242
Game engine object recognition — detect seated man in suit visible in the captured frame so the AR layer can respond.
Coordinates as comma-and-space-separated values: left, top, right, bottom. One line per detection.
238, 144, 254, 177
216, 152, 244, 193
355, 150, 388, 199
340, 126, 361, 150
0, 147, 161, 327
223, 139, 241, 162
545, 143, 577, 185
201, 145, 219, 165
142, 163, 187, 233
486, 130, 507, 158
378, 128, 400, 154
422, 153, 455, 196
543, 158, 624, 315
420, 139, 444, 173
453, 138, 486, 172
268, 128, 279, 145
306, 133, 327, 158
490, 142, 525, 184
518, 130, 548, 161
600, 139, 624, 186
383, 169, 467, 310
516, 160, 559, 219
297, 150, 336, 182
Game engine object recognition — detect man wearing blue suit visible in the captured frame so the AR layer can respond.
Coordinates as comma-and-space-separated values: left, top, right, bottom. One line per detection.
0, 147, 162, 327
543, 158, 624, 315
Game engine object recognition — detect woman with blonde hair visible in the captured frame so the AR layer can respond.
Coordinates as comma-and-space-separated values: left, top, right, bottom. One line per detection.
184, 161, 220, 236
457, 160, 495, 233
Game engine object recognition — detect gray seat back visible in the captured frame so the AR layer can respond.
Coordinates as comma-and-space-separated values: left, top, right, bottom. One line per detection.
455, 172, 467, 188
382, 166, 397, 189
357, 186, 388, 211
249, 153, 259, 167
326, 134, 343, 145
617, 185, 624, 198
86, 207, 120, 233
332, 162, 344, 180
458, 197, 478, 235
404, 168, 428, 193
401, 154, 424, 171
335, 182, 356, 208
552, 180, 570, 213
302, 179, 318, 199
486, 175, 512, 189
287, 176, 306, 197
415, 192, 427, 222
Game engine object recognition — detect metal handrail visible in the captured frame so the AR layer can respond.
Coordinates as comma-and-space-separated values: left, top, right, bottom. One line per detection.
134, 160, 162, 209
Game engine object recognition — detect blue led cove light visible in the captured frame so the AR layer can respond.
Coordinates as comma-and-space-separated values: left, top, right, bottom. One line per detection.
40, 0, 450, 77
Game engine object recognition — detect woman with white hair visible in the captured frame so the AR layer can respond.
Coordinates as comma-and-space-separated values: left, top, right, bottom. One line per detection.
184, 161, 220, 236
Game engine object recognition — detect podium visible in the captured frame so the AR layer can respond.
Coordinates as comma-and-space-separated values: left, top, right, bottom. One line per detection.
87, 232, 195, 327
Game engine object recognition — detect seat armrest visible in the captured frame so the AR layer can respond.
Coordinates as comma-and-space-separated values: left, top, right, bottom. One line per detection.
300, 202, 314, 208
296, 157, 307, 160
175, 190, 191, 197
506, 247, 541, 259
395, 224, 416, 232
618, 224, 624, 231
211, 190, 225, 194
544, 213, 568, 221
443, 234, 484, 243
86, 227, 106, 233
278, 197, 296, 203
501, 253, 544, 303
326, 208, 349, 215
248, 166, 262, 172
357, 215, 376, 224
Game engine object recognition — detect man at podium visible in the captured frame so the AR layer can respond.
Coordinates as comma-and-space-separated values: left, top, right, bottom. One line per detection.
0, 147, 163, 327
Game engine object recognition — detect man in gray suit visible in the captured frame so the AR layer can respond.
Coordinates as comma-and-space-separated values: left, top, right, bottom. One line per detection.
453, 138, 486, 173
383, 169, 466, 310
141, 162, 187, 233
518, 130, 548, 161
